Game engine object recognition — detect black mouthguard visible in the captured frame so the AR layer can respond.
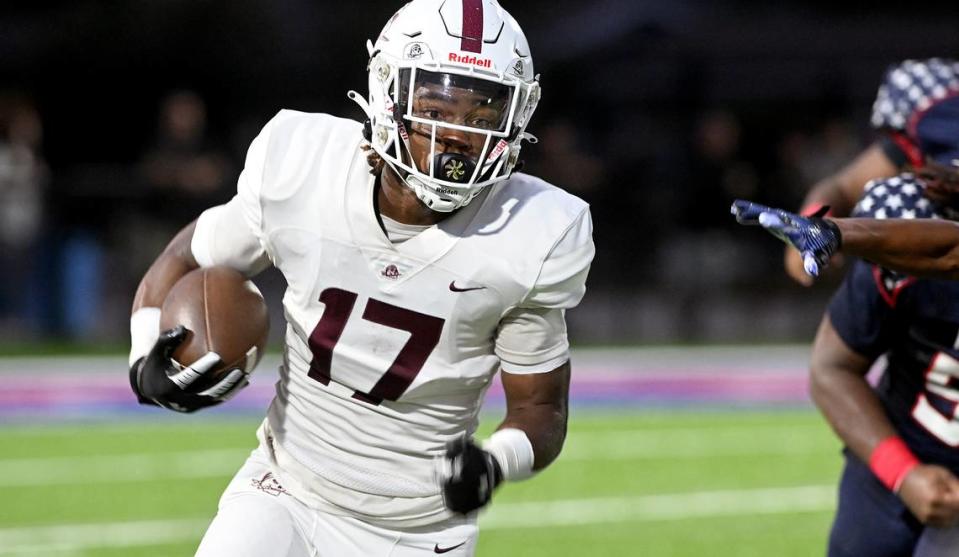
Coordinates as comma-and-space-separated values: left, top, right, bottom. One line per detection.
434, 153, 475, 184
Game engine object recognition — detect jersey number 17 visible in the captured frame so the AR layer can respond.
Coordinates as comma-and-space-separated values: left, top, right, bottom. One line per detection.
306, 287, 445, 405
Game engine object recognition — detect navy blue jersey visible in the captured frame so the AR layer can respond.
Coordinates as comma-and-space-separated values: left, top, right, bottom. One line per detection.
829, 173, 959, 473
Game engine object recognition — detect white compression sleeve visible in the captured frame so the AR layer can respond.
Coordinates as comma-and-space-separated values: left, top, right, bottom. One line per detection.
483, 428, 536, 482
129, 307, 161, 367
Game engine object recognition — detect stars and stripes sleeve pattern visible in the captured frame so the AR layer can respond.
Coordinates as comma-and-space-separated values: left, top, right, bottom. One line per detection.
842, 173, 942, 309
852, 174, 941, 221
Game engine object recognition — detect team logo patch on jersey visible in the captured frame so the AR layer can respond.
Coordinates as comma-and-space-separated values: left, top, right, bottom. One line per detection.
251, 472, 288, 497
873, 266, 916, 308
382, 264, 401, 279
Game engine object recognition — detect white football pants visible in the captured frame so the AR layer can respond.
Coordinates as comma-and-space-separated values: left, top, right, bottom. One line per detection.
195, 448, 478, 557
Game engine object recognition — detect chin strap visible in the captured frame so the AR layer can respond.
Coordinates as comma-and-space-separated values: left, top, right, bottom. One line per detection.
380, 157, 442, 212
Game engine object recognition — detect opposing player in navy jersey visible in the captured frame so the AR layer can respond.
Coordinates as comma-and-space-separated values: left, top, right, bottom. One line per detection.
783, 58, 959, 285
812, 174, 959, 556
734, 190, 959, 556
733, 91, 959, 555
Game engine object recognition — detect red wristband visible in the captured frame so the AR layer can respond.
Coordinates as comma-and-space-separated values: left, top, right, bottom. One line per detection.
869, 436, 920, 492
800, 203, 833, 218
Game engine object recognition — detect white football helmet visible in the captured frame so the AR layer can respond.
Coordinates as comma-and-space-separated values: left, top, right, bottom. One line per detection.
349, 0, 540, 212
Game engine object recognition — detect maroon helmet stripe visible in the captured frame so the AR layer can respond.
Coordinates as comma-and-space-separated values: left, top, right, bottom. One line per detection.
461, 0, 484, 53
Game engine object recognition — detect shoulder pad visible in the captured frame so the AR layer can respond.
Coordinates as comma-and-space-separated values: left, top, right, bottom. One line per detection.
853, 173, 943, 220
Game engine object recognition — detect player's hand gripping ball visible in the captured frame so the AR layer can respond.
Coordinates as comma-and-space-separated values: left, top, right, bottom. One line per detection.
130, 266, 269, 412
731, 199, 843, 277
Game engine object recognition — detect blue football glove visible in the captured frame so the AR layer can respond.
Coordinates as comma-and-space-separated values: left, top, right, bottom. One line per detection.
730, 199, 842, 277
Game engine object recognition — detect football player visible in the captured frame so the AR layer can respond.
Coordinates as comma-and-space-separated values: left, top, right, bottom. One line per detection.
126, 1, 594, 556
783, 58, 959, 285
811, 180, 959, 557
732, 96, 959, 556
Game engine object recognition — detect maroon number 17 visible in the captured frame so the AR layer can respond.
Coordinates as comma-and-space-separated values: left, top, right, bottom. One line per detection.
306, 287, 445, 405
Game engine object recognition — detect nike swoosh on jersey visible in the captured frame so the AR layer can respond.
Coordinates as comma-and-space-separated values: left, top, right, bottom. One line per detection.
434, 541, 467, 554
449, 281, 487, 292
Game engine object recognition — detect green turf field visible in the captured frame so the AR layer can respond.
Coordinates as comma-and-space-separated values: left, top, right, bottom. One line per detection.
0, 410, 842, 556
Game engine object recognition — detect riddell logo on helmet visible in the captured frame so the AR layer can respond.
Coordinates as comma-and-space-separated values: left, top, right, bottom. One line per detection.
448, 52, 492, 68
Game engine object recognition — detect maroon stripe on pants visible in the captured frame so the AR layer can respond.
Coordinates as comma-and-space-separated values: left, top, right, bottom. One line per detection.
461, 0, 484, 53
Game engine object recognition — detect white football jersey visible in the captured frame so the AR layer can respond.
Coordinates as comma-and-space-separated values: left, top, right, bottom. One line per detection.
192, 110, 593, 527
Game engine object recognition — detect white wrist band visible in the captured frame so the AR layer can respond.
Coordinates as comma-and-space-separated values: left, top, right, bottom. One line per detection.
129, 307, 162, 367
483, 428, 536, 482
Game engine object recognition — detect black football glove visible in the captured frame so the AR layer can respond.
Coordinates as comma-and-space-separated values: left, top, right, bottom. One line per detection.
441, 436, 503, 515
129, 325, 248, 413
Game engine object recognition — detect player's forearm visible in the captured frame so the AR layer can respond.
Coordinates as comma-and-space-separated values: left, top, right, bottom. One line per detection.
801, 177, 858, 218
810, 317, 896, 463
132, 221, 200, 312
799, 142, 897, 217
810, 364, 897, 463
498, 361, 571, 471
498, 399, 567, 471
834, 218, 959, 279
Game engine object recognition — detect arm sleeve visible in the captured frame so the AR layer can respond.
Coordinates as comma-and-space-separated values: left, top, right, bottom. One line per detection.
827, 260, 903, 360
494, 207, 595, 373
191, 117, 273, 276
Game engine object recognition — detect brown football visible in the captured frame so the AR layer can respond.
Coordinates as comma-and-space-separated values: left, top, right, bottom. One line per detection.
159, 266, 269, 393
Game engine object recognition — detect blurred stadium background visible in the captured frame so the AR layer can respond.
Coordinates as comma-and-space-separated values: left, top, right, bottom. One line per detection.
2, 1, 958, 555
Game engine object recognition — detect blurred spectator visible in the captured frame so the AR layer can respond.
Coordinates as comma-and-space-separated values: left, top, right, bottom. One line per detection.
140, 90, 233, 222
0, 94, 48, 338
681, 110, 759, 230
126, 90, 235, 273
776, 116, 862, 208
650, 109, 766, 338
774, 130, 812, 208
530, 119, 606, 196
797, 117, 860, 187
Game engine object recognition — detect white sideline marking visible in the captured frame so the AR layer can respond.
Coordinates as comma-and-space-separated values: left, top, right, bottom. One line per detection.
0, 449, 248, 487
561, 425, 836, 460
0, 518, 208, 555
480, 485, 836, 529
0, 485, 835, 554
0, 426, 835, 486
